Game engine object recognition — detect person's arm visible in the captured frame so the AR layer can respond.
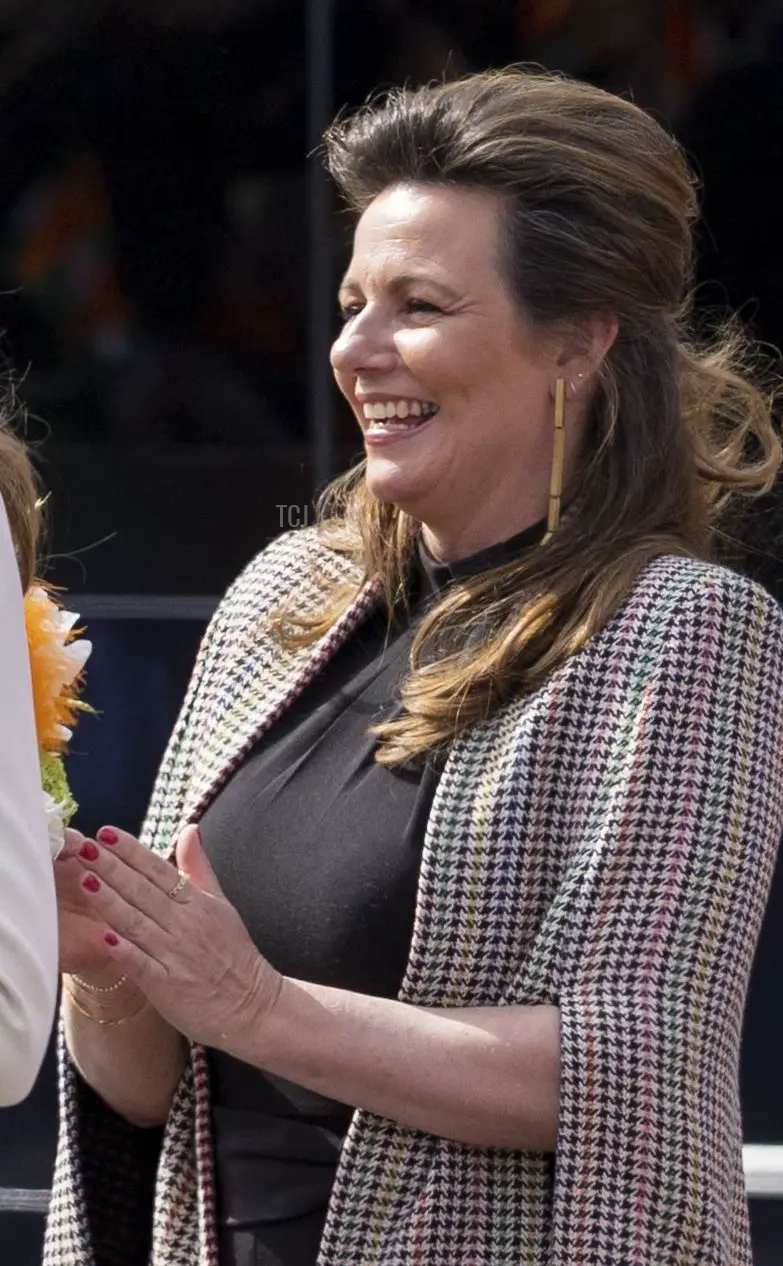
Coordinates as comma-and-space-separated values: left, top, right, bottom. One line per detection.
240, 980, 561, 1150
62, 962, 188, 1128
65, 948, 558, 1144
0, 495, 58, 1104
69, 820, 561, 1150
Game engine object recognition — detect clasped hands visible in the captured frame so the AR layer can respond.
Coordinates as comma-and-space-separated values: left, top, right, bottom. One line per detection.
56, 823, 282, 1051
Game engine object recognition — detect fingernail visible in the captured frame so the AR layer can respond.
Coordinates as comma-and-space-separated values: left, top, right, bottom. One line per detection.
79, 841, 99, 862
97, 828, 118, 845
104, 932, 119, 948
82, 874, 101, 893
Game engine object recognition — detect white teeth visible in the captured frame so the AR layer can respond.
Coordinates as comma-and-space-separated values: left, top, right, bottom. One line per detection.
361, 399, 437, 422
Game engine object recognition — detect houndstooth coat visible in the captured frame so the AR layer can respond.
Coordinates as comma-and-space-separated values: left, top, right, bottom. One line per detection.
45, 527, 783, 1265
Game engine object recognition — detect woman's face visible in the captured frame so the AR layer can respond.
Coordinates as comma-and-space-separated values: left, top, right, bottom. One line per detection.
331, 182, 582, 560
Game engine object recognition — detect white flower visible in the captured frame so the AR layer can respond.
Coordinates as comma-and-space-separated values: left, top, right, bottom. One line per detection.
43, 791, 66, 861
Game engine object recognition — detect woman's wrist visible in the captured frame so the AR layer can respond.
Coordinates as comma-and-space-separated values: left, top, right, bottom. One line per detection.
217, 969, 289, 1066
63, 962, 127, 991
231, 975, 344, 1077
63, 970, 147, 1025
69, 969, 128, 994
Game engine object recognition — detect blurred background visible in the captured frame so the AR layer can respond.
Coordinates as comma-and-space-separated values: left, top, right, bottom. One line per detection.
1, 1, 782, 1261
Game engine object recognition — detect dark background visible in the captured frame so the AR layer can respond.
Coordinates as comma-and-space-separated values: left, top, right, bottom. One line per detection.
1, 2, 783, 1261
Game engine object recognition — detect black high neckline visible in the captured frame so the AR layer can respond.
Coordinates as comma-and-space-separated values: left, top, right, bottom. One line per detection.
416, 518, 546, 595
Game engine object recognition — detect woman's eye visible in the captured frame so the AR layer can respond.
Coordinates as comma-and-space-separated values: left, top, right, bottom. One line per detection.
405, 298, 441, 315
337, 297, 442, 322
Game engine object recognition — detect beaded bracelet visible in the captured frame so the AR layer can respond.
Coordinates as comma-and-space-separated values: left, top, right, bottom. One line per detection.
69, 972, 128, 995
64, 984, 146, 1027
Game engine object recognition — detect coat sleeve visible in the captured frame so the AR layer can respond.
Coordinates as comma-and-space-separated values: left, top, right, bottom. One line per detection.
0, 495, 57, 1105
549, 572, 783, 1265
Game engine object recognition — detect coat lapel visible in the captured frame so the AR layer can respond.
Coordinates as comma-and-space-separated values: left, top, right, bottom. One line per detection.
180, 577, 383, 828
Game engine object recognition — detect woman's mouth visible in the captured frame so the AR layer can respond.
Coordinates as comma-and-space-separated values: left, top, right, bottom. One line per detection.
360, 399, 439, 442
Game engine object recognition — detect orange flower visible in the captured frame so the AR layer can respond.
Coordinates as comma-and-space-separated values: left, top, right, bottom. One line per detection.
24, 585, 92, 755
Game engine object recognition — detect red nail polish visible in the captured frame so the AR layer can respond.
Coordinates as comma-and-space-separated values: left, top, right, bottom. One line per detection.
104, 932, 119, 947
98, 828, 118, 845
79, 841, 99, 862
82, 874, 100, 893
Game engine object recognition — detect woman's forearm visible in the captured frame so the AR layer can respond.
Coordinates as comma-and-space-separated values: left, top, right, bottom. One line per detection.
63, 973, 188, 1128
67, 830, 559, 1146
228, 981, 561, 1151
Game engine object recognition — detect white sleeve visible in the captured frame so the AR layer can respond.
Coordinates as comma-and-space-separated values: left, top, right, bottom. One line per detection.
0, 495, 58, 1105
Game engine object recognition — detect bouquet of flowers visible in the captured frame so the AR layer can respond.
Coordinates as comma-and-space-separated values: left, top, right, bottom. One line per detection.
24, 584, 92, 858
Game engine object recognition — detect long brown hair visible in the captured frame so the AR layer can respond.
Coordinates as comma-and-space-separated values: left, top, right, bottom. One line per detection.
0, 389, 42, 592
281, 68, 780, 766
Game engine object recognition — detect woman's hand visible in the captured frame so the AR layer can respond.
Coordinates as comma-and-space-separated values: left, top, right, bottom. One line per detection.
74, 824, 282, 1050
72, 828, 562, 1152
55, 829, 116, 976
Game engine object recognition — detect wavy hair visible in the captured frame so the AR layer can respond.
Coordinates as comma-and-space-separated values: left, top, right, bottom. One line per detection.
279, 68, 780, 766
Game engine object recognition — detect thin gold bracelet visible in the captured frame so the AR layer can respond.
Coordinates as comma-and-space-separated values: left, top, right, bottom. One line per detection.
69, 972, 129, 995
64, 984, 147, 1027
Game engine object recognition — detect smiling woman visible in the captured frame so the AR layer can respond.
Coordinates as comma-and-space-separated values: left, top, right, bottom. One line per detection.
47, 68, 783, 1266
330, 182, 609, 562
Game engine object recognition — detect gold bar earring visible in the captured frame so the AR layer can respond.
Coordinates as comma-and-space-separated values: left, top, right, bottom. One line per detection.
542, 376, 567, 544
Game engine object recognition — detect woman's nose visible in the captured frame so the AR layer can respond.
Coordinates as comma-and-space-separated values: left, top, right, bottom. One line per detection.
330, 311, 398, 376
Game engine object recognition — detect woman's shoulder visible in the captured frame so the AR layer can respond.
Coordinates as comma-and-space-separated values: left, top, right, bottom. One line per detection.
632, 552, 779, 612
213, 526, 363, 623
609, 552, 783, 652
242, 524, 360, 581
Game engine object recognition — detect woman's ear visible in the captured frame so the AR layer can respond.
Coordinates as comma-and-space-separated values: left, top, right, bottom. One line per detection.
557, 314, 619, 389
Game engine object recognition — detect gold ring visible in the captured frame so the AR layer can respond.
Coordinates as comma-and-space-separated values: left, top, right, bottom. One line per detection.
166, 870, 189, 901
